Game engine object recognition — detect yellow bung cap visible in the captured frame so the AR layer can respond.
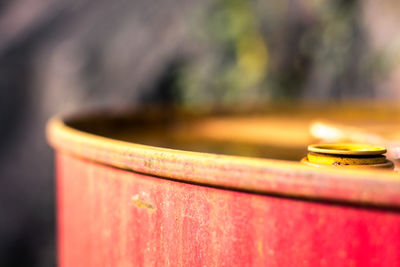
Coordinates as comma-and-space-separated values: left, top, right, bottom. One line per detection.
308, 143, 387, 156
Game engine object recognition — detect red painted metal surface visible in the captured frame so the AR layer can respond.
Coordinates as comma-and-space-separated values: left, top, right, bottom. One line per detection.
57, 152, 400, 266
48, 109, 400, 267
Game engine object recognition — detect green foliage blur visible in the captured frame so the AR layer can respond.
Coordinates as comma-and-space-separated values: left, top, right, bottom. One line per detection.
173, 0, 395, 109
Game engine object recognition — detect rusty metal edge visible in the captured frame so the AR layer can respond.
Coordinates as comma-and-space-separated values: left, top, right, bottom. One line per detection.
46, 116, 400, 208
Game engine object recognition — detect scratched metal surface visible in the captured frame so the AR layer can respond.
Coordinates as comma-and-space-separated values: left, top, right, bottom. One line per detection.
48, 106, 400, 266
57, 153, 400, 267
47, 108, 400, 208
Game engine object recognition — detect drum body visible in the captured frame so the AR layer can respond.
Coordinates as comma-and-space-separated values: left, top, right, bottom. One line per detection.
48, 106, 400, 266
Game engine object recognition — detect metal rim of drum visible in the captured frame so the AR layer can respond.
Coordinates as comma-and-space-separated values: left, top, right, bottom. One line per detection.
47, 115, 400, 208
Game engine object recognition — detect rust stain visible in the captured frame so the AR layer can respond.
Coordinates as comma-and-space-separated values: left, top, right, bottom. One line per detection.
257, 240, 264, 257
131, 194, 156, 212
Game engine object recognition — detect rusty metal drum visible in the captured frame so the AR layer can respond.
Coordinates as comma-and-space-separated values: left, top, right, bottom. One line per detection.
47, 106, 400, 267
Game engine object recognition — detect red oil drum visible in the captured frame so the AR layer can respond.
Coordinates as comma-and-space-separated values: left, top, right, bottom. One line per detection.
47, 106, 400, 267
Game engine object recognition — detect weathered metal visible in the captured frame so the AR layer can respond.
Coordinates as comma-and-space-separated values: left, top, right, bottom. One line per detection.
47, 107, 400, 267
302, 143, 394, 169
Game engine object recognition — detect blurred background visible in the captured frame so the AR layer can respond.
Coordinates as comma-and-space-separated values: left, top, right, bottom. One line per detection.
1, 0, 400, 265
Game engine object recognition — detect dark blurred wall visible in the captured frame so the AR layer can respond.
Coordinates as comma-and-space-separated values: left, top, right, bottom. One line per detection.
0, 0, 207, 266
0, 0, 399, 266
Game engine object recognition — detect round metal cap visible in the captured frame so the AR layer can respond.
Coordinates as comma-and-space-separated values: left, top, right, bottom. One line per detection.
308, 143, 387, 156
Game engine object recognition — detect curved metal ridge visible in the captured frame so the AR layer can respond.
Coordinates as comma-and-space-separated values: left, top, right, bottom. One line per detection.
46, 116, 400, 208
